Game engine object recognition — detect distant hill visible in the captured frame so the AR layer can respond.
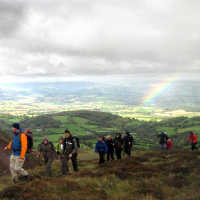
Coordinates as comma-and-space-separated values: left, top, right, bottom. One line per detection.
1, 110, 200, 150
18, 110, 200, 150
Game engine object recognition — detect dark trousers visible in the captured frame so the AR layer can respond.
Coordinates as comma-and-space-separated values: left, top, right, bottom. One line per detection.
61, 153, 78, 174
61, 156, 68, 175
115, 149, 122, 160
107, 150, 114, 161
191, 143, 198, 151
99, 152, 105, 164
71, 153, 78, 171
44, 158, 53, 177
124, 147, 131, 156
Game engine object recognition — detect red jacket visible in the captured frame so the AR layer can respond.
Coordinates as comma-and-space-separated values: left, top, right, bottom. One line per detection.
189, 134, 198, 144
166, 139, 173, 149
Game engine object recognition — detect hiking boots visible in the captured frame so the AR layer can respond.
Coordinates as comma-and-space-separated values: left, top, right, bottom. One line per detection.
18, 175, 31, 182
13, 177, 18, 184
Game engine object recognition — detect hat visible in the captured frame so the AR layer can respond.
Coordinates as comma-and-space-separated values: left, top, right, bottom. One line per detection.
12, 123, 20, 130
26, 129, 32, 134
43, 137, 48, 143
65, 129, 71, 134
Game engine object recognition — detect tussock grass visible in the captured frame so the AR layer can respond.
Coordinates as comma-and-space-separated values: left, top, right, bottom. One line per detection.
1, 150, 200, 200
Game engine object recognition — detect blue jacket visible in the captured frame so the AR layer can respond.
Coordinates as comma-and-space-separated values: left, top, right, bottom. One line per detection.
11, 133, 22, 156
95, 141, 108, 153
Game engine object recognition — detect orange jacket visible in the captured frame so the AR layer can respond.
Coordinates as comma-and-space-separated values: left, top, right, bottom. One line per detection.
7, 133, 27, 159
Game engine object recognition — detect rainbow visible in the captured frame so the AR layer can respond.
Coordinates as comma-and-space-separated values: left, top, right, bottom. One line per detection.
143, 76, 179, 104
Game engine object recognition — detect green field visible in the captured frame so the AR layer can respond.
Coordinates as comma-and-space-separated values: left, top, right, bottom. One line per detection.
1, 110, 200, 150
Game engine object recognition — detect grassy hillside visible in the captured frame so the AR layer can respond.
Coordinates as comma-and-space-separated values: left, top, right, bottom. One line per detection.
0, 131, 10, 175
1, 150, 200, 200
20, 110, 136, 149
1, 110, 200, 150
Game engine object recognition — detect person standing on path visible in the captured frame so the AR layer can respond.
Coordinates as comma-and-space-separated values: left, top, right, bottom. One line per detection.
95, 137, 108, 164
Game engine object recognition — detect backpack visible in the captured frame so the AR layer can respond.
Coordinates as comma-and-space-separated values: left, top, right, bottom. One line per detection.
18, 132, 33, 153
27, 135, 33, 153
73, 136, 80, 148
126, 135, 134, 146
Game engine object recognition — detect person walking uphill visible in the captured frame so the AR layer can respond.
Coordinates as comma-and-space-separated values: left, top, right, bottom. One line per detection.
56, 137, 67, 175
158, 132, 169, 150
166, 138, 173, 150
105, 135, 114, 161
56, 137, 64, 157
38, 138, 55, 177
114, 133, 124, 160
62, 130, 79, 174
4, 123, 29, 184
95, 137, 108, 164
189, 132, 198, 151
123, 132, 134, 157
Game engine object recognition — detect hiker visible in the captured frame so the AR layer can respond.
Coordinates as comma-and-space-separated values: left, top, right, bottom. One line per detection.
123, 131, 134, 157
189, 132, 198, 151
56, 137, 64, 156
105, 135, 115, 161
166, 138, 173, 150
62, 129, 79, 174
95, 137, 108, 164
25, 129, 33, 154
157, 132, 169, 150
56, 137, 68, 175
38, 138, 55, 177
4, 123, 29, 183
114, 133, 124, 160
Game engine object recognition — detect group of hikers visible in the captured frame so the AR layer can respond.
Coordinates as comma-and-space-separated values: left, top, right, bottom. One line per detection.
3, 123, 199, 184
157, 131, 198, 151
4, 123, 79, 182
95, 132, 134, 164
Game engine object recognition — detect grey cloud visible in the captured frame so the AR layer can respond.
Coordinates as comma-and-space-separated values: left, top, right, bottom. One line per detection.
0, 0, 26, 38
0, 0, 200, 79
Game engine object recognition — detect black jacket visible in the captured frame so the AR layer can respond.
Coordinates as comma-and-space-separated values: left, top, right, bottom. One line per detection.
106, 139, 115, 152
123, 134, 134, 148
158, 132, 169, 145
114, 136, 124, 150
63, 136, 78, 155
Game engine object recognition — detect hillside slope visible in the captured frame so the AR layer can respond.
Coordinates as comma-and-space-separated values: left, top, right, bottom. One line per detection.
0, 150, 200, 200
0, 131, 9, 175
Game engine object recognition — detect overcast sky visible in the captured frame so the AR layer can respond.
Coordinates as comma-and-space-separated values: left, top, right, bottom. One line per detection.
0, 0, 200, 82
